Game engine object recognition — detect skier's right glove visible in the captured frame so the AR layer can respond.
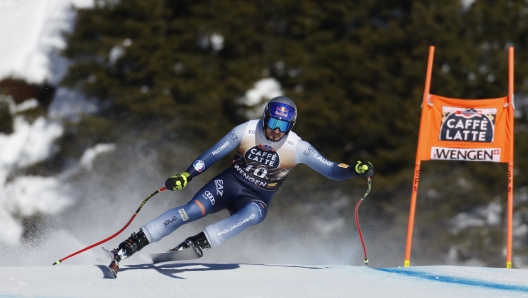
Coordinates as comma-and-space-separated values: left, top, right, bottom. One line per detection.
165, 172, 192, 191
354, 160, 374, 178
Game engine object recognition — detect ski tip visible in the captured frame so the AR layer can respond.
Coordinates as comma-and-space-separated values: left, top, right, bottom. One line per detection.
53, 260, 61, 265
107, 266, 118, 279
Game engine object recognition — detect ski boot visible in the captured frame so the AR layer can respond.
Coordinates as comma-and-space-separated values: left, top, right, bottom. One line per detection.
169, 231, 211, 257
105, 229, 149, 278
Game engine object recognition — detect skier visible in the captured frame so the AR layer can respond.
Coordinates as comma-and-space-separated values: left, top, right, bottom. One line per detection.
106, 96, 374, 277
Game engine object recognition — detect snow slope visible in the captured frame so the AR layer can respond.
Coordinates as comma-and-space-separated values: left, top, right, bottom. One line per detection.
0, 262, 527, 297
0, 0, 93, 84
0, 0, 104, 247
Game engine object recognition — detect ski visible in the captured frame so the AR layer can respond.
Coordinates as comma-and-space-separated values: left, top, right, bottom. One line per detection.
102, 247, 118, 279
150, 247, 203, 264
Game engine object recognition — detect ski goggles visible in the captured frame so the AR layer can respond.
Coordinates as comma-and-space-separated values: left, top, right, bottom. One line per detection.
265, 116, 294, 132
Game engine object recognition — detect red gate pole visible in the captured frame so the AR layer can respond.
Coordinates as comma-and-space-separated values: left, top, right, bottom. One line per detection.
404, 46, 435, 267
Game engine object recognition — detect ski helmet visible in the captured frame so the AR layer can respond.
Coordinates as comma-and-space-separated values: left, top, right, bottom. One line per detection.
263, 96, 297, 133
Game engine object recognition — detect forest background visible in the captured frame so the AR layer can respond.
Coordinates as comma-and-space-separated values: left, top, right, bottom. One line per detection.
2, 0, 528, 268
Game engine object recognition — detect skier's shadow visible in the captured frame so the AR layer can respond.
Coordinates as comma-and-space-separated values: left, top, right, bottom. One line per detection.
243, 263, 328, 270
96, 262, 240, 279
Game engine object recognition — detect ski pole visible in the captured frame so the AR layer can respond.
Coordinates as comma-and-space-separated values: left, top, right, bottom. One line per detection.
354, 176, 371, 265
53, 187, 166, 265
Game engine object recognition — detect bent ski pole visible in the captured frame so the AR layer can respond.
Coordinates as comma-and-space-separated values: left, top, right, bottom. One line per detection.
53, 187, 166, 265
354, 177, 371, 265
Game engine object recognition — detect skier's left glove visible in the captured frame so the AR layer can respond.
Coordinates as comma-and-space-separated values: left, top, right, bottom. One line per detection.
353, 160, 374, 177
165, 172, 192, 191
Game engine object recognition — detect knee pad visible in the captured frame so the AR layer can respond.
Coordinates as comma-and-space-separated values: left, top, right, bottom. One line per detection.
249, 200, 267, 222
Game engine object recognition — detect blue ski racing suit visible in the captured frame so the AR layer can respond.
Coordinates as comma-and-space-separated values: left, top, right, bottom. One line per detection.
141, 119, 365, 247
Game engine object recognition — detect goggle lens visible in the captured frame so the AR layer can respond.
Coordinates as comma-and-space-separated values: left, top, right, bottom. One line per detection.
266, 117, 292, 132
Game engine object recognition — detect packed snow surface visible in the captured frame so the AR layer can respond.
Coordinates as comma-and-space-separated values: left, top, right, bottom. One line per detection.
0, 262, 527, 297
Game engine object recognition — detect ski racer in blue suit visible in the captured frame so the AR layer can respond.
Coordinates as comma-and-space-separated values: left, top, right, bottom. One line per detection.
107, 96, 374, 276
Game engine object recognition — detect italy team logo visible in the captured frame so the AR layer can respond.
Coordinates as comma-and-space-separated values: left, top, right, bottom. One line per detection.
193, 160, 206, 172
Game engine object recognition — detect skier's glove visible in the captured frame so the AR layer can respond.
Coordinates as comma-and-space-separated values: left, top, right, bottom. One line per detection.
165, 172, 192, 191
354, 160, 374, 177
